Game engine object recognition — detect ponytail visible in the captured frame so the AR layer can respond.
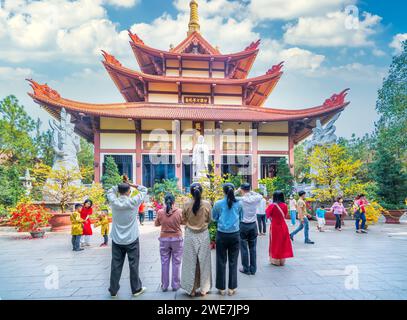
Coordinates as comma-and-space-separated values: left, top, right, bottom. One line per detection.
190, 183, 203, 215
223, 183, 237, 209
164, 193, 175, 214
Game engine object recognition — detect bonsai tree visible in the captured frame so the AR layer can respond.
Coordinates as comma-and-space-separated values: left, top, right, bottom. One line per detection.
101, 156, 122, 190
274, 157, 294, 197
9, 198, 52, 236
43, 167, 86, 213
308, 144, 370, 202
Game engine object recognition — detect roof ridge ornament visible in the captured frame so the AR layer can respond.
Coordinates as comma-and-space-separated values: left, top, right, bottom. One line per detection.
266, 61, 284, 75
101, 50, 122, 67
245, 39, 261, 51
128, 30, 145, 45
187, 0, 200, 36
26, 79, 61, 100
323, 88, 350, 108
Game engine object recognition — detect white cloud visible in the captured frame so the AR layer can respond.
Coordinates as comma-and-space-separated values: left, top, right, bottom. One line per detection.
0, 0, 135, 63
249, 0, 354, 20
253, 39, 325, 73
283, 11, 381, 47
104, 0, 140, 8
0, 66, 33, 80
389, 33, 407, 54
173, 0, 245, 18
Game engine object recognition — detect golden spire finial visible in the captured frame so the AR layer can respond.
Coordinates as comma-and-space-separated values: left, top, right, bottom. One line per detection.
187, 0, 200, 36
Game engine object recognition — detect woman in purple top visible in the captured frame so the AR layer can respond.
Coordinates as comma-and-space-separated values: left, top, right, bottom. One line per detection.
330, 196, 348, 231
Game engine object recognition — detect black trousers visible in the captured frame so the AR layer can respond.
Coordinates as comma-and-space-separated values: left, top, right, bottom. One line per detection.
335, 215, 342, 229
109, 239, 142, 295
216, 231, 240, 290
257, 214, 266, 234
240, 222, 258, 274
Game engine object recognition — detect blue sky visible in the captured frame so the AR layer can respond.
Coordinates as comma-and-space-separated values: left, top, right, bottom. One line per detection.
0, 0, 406, 138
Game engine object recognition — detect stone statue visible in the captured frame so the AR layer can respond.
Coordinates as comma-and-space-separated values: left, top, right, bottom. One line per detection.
48, 108, 81, 186
20, 169, 35, 196
305, 113, 341, 152
192, 135, 210, 182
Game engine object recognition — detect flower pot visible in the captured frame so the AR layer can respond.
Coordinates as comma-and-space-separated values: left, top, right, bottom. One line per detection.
382, 210, 405, 224
30, 231, 45, 238
49, 213, 71, 232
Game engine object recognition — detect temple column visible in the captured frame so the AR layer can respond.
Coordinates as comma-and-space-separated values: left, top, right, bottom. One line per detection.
135, 120, 142, 185
251, 122, 259, 189
288, 122, 295, 175
214, 121, 222, 176
94, 129, 101, 183
174, 120, 183, 189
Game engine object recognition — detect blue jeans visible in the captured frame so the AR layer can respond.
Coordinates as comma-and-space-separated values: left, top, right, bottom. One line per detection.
71, 235, 81, 250
290, 210, 297, 226
148, 210, 154, 221
355, 212, 366, 230
290, 217, 310, 242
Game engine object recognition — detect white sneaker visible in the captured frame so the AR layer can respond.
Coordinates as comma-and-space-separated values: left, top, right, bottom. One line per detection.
132, 287, 146, 297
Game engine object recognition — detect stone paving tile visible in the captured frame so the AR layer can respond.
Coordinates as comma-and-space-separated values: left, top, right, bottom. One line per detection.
1, 221, 407, 300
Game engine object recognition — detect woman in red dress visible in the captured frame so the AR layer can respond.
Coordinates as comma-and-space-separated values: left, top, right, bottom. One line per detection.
265, 191, 293, 266
80, 199, 93, 247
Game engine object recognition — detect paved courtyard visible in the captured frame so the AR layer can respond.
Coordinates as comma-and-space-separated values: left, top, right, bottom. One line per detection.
0, 217, 407, 300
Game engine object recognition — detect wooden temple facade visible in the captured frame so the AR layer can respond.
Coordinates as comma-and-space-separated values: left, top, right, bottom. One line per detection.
27, 0, 350, 190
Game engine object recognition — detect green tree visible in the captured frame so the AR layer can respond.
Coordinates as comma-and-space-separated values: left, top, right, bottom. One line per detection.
294, 143, 310, 183
150, 178, 181, 204
0, 95, 37, 167
274, 157, 294, 197
0, 166, 25, 216
370, 132, 407, 209
77, 138, 94, 184
376, 40, 407, 164
101, 156, 122, 190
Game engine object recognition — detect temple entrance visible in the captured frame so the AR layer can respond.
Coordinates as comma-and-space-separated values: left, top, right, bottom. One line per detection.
260, 156, 283, 179
221, 155, 252, 183
142, 154, 175, 188
103, 155, 133, 181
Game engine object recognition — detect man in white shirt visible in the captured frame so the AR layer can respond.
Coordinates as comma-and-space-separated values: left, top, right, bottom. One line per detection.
107, 177, 148, 298
236, 183, 263, 275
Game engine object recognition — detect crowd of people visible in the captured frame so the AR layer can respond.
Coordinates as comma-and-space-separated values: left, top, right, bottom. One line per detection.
69, 176, 370, 298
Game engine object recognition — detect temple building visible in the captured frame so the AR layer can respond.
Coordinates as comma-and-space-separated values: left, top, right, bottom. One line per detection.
27, 0, 350, 190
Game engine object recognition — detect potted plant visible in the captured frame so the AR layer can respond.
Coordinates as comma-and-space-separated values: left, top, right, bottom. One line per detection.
43, 167, 86, 232
9, 201, 52, 238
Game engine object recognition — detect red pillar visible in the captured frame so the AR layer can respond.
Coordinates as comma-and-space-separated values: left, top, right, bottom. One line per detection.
94, 129, 101, 183
288, 122, 295, 175
174, 120, 182, 189
135, 120, 142, 185
251, 122, 259, 189
214, 121, 221, 176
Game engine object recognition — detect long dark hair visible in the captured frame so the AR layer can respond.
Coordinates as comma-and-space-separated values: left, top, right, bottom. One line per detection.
164, 193, 175, 214
84, 199, 93, 207
223, 183, 237, 209
273, 190, 285, 204
190, 183, 203, 215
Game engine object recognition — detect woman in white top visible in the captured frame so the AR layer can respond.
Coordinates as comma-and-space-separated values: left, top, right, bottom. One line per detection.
256, 195, 267, 235
289, 196, 297, 226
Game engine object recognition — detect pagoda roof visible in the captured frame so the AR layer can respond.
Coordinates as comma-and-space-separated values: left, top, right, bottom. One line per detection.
128, 30, 259, 79
26, 79, 349, 144
102, 54, 283, 107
